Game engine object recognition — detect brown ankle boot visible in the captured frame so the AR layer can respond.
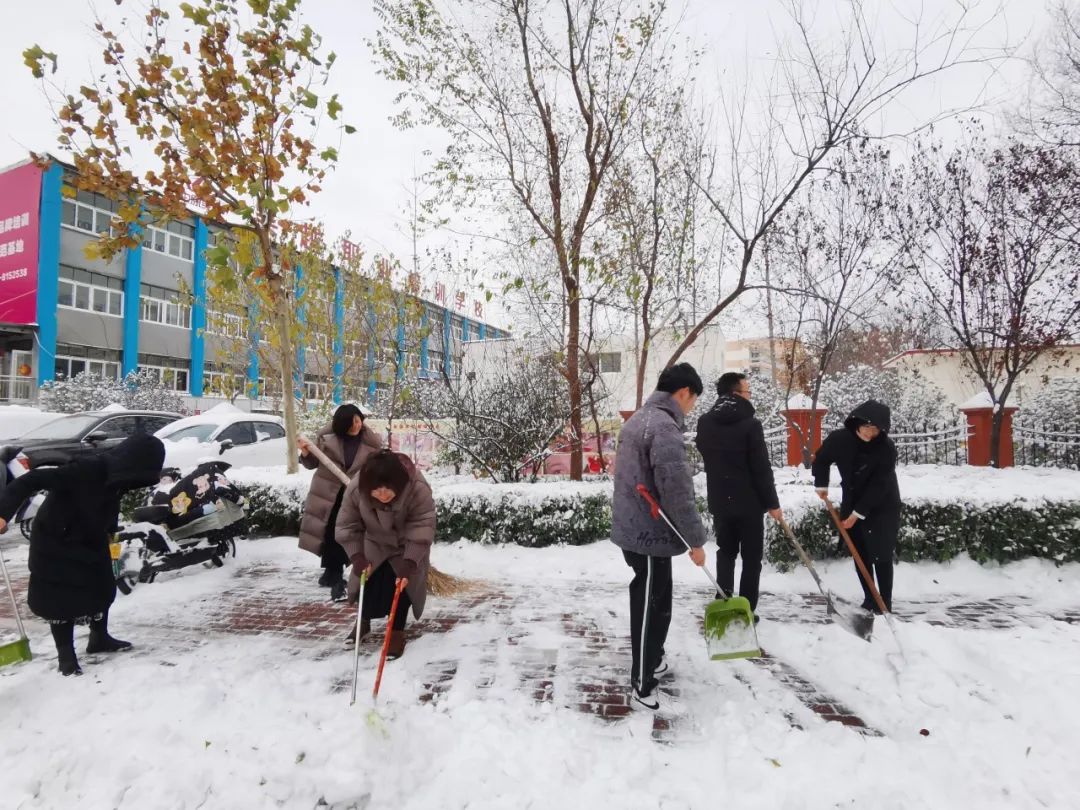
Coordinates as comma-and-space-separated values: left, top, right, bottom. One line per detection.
387, 630, 406, 659
344, 619, 371, 647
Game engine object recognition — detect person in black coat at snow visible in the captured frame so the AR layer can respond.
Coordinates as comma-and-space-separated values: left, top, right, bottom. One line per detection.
695, 372, 783, 617
811, 400, 901, 613
0, 433, 166, 675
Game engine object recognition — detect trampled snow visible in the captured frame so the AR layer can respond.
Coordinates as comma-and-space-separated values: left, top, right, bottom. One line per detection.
1, 534, 1078, 809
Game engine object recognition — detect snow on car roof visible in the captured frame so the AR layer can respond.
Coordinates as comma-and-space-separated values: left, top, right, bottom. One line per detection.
157, 409, 283, 437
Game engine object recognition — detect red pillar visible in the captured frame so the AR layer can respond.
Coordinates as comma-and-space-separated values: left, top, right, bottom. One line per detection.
960, 402, 1018, 467
782, 397, 828, 468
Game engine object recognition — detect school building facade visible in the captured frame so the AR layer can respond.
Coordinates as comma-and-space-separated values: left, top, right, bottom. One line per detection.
0, 156, 509, 411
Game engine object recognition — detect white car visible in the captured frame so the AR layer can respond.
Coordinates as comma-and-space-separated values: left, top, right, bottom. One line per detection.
156, 404, 288, 469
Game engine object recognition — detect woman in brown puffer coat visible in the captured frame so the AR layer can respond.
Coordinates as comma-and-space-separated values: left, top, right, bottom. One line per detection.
297, 404, 382, 599
335, 449, 436, 659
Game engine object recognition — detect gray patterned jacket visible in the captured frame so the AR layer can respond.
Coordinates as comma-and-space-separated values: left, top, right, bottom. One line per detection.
612, 391, 707, 556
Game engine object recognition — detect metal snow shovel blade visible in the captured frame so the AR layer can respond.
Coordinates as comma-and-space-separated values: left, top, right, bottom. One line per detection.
777, 516, 873, 642
0, 546, 32, 668
824, 500, 907, 665
636, 485, 760, 661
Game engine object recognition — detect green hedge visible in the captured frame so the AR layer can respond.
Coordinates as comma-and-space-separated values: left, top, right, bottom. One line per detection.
168, 474, 1080, 565
766, 501, 1080, 569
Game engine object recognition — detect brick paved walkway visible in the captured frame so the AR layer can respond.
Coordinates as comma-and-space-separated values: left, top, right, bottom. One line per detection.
2, 546, 1076, 743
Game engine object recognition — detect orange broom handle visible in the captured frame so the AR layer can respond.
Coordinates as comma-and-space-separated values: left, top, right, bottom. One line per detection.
373, 578, 406, 699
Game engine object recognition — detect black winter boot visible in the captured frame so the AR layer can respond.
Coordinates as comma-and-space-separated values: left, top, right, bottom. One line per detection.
87, 611, 133, 654
50, 622, 82, 676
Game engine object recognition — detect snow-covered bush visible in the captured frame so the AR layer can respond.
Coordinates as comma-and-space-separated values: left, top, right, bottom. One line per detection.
39, 370, 186, 414
818, 365, 949, 430
1018, 377, 1080, 426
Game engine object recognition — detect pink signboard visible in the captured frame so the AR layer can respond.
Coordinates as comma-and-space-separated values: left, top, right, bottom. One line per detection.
0, 162, 43, 325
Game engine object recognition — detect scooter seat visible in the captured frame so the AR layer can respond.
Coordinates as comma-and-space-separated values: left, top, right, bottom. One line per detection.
133, 504, 171, 524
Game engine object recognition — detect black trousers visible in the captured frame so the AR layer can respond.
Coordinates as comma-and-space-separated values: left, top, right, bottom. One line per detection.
361, 561, 410, 631
847, 510, 899, 611
623, 550, 672, 696
713, 511, 765, 612
320, 488, 349, 578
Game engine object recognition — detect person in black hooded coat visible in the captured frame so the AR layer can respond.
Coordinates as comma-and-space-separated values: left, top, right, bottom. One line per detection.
695, 372, 782, 615
811, 400, 901, 613
0, 433, 165, 675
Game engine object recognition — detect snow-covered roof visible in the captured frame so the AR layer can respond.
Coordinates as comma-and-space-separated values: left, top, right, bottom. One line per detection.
785, 393, 826, 410
959, 391, 995, 410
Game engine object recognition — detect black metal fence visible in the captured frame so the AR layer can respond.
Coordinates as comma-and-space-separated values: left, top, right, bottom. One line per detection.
763, 423, 788, 468
1014, 421, 1080, 470
889, 421, 970, 466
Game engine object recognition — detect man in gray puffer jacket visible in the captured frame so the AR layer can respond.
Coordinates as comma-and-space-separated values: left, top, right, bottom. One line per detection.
612, 363, 707, 710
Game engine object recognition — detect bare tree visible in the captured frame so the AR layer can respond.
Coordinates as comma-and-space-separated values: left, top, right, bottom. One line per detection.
373, 0, 676, 479
664, 0, 1011, 369
1021, 1, 1080, 147
895, 129, 1080, 466
769, 140, 904, 463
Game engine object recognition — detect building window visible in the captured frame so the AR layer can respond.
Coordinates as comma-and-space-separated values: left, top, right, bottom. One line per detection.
141, 283, 192, 329
54, 355, 121, 381
599, 352, 622, 374
142, 220, 195, 261
58, 265, 124, 316
138, 355, 190, 392
61, 195, 117, 237
206, 309, 249, 340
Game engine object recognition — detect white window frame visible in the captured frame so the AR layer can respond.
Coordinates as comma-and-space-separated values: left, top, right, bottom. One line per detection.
206, 310, 249, 340
61, 199, 115, 237
138, 364, 190, 393
58, 278, 124, 317
141, 291, 192, 329
54, 355, 121, 381
142, 224, 195, 261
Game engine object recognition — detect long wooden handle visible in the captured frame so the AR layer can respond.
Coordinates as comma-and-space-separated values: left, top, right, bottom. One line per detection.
372, 579, 406, 700
298, 434, 351, 486
825, 499, 890, 616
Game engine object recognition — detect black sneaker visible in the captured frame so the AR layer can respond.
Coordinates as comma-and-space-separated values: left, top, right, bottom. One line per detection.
631, 686, 660, 711
330, 581, 347, 602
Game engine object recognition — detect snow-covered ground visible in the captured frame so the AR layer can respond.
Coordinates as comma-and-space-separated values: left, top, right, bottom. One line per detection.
1, 536, 1078, 809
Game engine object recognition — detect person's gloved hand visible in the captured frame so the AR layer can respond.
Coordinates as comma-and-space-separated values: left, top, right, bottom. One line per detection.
350, 553, 369, 574
396, 558, 418, 581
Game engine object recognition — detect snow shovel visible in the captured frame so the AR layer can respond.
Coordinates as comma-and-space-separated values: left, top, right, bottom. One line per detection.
365, 578, 407, 734
348, 568, 369, 706
824, 499, 906, 662
0, 546, 32, 667
777, 516, 873, 642
636, 485, 760, 660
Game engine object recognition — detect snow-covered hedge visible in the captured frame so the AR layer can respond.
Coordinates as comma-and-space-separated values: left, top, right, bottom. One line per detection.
768, 466, 1080, 567
216, 465, 1080, 563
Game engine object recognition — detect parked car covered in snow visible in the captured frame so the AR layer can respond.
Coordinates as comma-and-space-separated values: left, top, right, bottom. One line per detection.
156, 404, 287, 469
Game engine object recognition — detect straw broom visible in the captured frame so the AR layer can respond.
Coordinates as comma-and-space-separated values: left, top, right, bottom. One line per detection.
298, 435, 477, 596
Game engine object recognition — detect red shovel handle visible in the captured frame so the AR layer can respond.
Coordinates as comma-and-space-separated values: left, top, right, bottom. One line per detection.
373, 578, 406, 699
636, 484, 661, 519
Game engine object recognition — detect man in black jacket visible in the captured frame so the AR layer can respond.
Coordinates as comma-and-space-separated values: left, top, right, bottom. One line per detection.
695, 372, 782, 618
811, 400, 901, 613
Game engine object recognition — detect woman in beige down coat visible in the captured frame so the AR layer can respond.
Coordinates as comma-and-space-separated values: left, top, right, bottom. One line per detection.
335, 449, 436, 659
297, 404, 382, 599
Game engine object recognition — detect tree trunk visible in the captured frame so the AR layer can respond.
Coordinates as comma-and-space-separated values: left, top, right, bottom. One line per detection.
277, 297, 300, 475
989, 403, 1004, 469
567, 289, 583, 481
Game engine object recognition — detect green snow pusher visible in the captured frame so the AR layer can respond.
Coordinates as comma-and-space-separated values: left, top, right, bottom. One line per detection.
636, 484, 761, 660
0, 545, 32, 668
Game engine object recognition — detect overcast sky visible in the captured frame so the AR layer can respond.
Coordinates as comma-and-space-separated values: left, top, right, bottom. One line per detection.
0, 0, 1050, 332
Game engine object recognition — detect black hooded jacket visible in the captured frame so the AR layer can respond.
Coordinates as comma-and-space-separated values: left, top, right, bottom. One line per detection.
0, 434, 165, 620
811, 400, 901, 519
695, 393, 780, 516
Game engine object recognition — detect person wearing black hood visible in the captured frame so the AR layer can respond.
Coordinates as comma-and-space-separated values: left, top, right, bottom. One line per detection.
0, 433, 165, 675
811, 400, 901, 613
695, 372, 783, 619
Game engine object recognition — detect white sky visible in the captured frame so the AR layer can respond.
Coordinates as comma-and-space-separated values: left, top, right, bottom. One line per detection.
0, 0, 1050, 332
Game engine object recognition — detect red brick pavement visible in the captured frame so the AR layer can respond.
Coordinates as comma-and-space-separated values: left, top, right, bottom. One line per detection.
2, 550, 1076, 743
